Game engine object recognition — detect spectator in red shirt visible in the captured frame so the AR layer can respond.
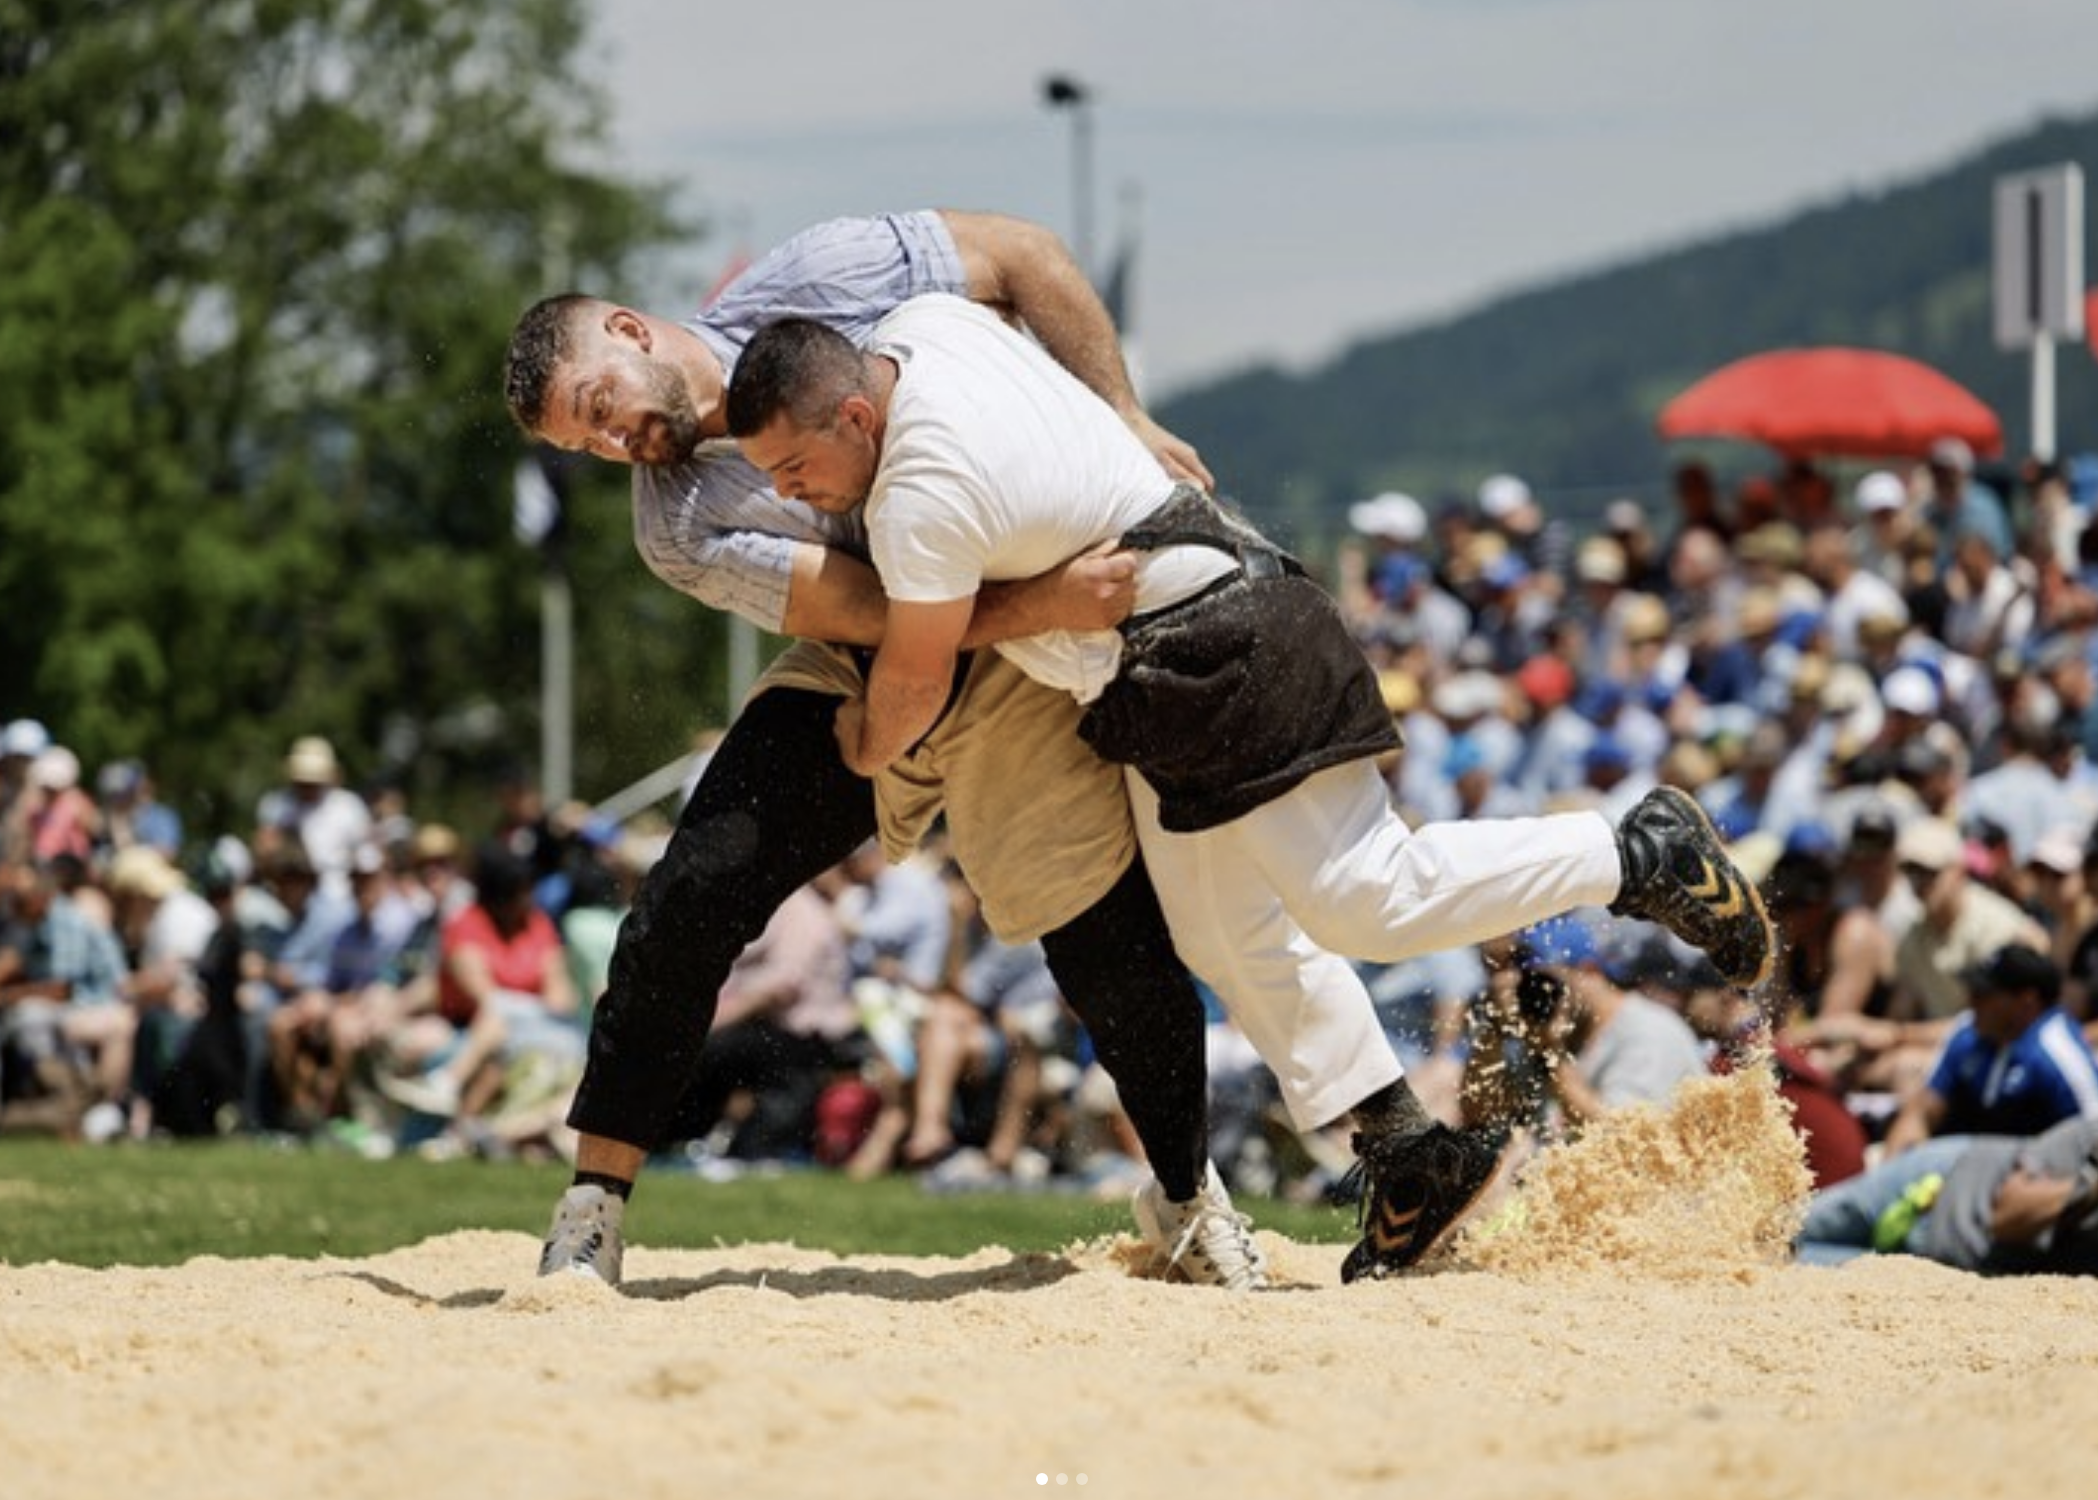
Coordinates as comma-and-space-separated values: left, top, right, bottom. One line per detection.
380, 842, 581, 1132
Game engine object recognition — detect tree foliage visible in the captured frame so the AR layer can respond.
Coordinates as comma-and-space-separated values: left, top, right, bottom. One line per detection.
0, 0, 710, 835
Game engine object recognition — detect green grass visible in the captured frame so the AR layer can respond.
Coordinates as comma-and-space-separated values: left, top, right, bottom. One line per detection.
0, 1137, 1359, 1269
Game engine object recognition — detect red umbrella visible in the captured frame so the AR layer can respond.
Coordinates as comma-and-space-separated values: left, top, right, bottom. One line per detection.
1656, 347, 2003, 461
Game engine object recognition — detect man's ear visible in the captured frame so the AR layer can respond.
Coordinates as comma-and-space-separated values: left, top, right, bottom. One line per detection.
839, 394, 878, 438
603, 306, 652, 352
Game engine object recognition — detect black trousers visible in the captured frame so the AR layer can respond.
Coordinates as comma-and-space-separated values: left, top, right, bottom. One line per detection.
668, 1018, 840, 1161
568, 686, 1210, 1201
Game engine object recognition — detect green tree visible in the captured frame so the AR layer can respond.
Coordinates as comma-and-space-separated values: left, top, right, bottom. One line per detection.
0, 0, 711, 839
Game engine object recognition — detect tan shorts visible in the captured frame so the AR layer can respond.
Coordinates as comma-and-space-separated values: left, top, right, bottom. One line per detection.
754, 642, 1134, 943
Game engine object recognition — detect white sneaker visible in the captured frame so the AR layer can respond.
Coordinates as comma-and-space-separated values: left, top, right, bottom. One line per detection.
539, 1184, 625, 1285
377, 1066, 460, 1119
1131, 1160, 1270, 1290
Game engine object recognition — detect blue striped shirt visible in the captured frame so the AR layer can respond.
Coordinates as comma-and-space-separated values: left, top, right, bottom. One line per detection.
631, 212, 966, 631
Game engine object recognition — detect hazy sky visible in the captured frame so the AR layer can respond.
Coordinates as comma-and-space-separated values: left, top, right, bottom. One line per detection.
591, 0, 2096, 400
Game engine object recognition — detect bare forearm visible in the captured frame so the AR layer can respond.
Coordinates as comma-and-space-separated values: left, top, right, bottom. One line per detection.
789, 542, 1133, 650
947, 211, 1138, 413
781, 545, 890, 646
965, 547, 1136, 645
1882, 1096, 1943, 1157
964, 579, 1058, 647
1988, 1170, 2079, 1246
1546, 1060, 1605, 1130
850, 664, 952, 773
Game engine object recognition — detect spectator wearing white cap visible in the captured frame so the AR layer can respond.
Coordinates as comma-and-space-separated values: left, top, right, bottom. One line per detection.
254, 736, 373, 901
1872, 662, 1946, 755
0, 719, 53, 863
1852, 469, 1917, 589
15, 745, 99, 867
2017, 828, 2090, 963
1475, 471, 1572, 604
1339, 491, 1431, 639
1398, 669, 1514, 822
1342, 492, 1473, 671
0, 718, 49, 760
1890, 816, 2048, 1030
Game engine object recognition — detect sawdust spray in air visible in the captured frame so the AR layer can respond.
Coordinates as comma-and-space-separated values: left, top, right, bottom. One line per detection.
1457, 1049, 1814, 1280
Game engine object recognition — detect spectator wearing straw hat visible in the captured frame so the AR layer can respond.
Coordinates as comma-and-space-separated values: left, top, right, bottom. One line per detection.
255, 736, 373, 901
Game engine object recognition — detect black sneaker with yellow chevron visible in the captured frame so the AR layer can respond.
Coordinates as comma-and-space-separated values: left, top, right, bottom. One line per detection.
1338, 1122, 1507, 1283
1608, 784, 1774, 989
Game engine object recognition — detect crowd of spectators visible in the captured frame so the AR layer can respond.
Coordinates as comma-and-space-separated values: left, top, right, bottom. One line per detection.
8, 438, 2098, 1265
0, 730, 651, 1159
0, 722, 1158, 1188
1335, 443, 2098, 1257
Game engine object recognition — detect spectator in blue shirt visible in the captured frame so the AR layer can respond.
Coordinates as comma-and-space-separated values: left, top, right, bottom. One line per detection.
0, 860, 132, 1125
1883, 944, 2098, 1157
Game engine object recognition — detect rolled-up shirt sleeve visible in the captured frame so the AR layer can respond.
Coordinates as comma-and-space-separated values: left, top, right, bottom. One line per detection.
627, 213, 950, 633
632, 447, 867, 634
643, 524, 801, 633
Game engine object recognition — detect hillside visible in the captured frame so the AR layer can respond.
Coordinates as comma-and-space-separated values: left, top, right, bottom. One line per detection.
1159, 107, 2098, 547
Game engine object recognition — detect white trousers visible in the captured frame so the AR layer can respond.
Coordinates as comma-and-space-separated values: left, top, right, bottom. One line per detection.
1127, 761, 1623, 1130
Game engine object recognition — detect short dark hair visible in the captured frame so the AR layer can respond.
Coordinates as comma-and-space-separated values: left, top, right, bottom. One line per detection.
472, 840, 536, 909
503, 295, 591, 434
1962, 944, 2060, 1004
725, 317, 870, 439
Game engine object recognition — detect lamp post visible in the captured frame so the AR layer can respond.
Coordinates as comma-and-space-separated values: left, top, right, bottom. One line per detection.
1040, 73, 1095, 279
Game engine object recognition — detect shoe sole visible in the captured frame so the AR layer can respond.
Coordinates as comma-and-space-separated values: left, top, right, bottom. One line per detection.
1652, 787, 1776, 991
542, 1259, 617, 1285
1343, 1135, 1514, 1282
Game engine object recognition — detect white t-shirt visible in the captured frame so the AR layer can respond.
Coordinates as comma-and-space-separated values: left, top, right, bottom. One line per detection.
866, 295, 1232, 702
